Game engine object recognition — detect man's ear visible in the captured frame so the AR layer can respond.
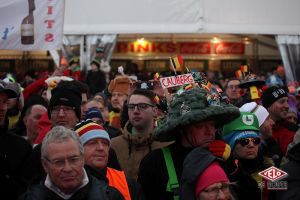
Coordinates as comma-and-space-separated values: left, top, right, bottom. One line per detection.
153, 106, 158, 118
23, 115, 28, 126
41, 159, 49, 174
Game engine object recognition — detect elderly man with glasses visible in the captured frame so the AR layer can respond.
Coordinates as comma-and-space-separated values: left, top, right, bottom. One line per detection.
110, 89, 171, 180
19, 126, 109, 200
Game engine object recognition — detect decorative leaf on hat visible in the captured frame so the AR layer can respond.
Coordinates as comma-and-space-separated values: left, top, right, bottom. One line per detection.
180, 102, 191, 115
206, 87, 221, 106
191, 72, 207, 85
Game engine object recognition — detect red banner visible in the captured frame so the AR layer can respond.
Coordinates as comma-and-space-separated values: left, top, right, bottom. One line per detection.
214, 42, 245, 54
116, 42, 211, 54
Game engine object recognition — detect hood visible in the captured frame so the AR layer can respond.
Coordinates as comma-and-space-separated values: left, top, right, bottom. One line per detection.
180, 147, 218, 200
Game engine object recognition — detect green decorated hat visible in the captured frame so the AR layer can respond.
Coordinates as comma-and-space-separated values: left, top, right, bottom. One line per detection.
154, 88, 240, 142
223, 112, 260, 148
223, 112, 259, 136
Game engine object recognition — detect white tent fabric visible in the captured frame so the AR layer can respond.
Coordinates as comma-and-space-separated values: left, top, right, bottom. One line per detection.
276, 35, 300, 84
64, 0, 300, 35
64, 0, 203, 34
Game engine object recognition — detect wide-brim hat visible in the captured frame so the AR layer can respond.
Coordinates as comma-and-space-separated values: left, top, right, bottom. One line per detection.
239, 79, 265, 88
154, 88, 240, 142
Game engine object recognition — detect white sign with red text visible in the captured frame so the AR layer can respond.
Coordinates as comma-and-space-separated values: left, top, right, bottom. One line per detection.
159, 73, 195, 89
0, 0, 64, 50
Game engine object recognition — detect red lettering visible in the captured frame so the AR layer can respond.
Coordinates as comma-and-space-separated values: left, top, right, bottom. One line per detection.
165, 43, 177, 53
47, 6, 53, 14
137, 43, 149, 53
130, 43, 135, 52
161, 78, 169, 88
44, 20, 55, 28
117, 43, 128, 53
45, 33, 54, 42
152, 43, 163, 53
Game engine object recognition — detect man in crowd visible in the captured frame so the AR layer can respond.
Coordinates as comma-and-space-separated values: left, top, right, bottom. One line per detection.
86, 98, 121, 138
19, 126, 109, 200
224, 78, 242, 107
75, 119, 144, 200
107, 75, 131, 129
6, 82, 24, 129
261, 85, 295, 154
137, 87, 239, 200
0, 80, 32, 199
111, 89, 171, 180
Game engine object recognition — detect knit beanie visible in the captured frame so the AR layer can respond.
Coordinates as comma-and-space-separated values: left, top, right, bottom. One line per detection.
48, 86, 82, 120
223, 112, 260, 148
75, 119, 110, 145
195, 162, 229, 197
261, 86, 288, 108
239, 102, 269, 127
85, 107, 104, 122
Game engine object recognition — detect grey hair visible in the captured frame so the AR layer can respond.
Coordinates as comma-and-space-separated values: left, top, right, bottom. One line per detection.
41, 126, 84, 159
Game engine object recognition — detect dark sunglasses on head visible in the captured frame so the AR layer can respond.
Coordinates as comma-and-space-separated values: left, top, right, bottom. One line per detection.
236, 137, 261, 146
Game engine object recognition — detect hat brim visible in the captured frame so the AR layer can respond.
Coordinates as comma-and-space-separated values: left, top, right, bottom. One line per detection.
0, 88, 17, 98
154, 105, 240, 142
239, 80, 265, 88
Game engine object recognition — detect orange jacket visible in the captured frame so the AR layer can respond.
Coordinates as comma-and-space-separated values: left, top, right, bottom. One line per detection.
106, 167, 131, 200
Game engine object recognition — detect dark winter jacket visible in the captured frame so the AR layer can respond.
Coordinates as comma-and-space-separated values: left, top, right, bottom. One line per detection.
137, 141, 193, 200
18, 175, 110, 200
274, 143, 300, 200
0, 117, 32, 200
86, 70, 106, 96
226, 150, 273, 200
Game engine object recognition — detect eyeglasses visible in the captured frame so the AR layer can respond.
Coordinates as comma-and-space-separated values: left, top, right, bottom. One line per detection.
236, 137, 261, 146
51, 105, 75, 115
127, 103, 154, 111
44, 155, 82, 169
203, 183, 230, 198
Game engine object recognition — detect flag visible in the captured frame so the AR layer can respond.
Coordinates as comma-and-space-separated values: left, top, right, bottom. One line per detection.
235, 70, 243, 79
154, 72, 160, 80
170, 54, 183, 73
202, 81, 212, 91
241, 65, 248, 73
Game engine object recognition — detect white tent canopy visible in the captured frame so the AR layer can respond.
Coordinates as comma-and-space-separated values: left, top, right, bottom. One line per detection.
64, 0, 300, 35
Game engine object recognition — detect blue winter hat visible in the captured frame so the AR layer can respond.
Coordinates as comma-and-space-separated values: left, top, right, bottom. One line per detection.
224, 130, 259, 149
85, 107, 104, 122
223, 112, 260, 148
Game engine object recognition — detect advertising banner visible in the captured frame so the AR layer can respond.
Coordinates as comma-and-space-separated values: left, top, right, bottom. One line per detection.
0, 0, 64, 50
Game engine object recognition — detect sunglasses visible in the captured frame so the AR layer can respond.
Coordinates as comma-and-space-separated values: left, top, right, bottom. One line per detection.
236, 137, 261, 146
